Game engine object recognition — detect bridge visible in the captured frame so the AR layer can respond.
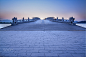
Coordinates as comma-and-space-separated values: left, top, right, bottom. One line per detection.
0, 19, 85, 31
0, 18, 86, 57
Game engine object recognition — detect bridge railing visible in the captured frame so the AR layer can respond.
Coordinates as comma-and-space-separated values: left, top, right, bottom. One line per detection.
46, 17, 76, 25
11, 17, 40, 25
0, 17, 39, 25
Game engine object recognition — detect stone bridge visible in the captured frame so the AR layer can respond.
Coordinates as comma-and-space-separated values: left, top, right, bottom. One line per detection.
0, 20, 85, 31
0, 20, 86, 57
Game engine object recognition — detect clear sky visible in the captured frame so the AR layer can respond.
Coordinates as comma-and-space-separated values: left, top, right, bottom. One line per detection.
0, 0, 86, 21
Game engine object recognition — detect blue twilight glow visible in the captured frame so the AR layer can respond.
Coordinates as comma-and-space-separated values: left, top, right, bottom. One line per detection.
0, 0, 86, 21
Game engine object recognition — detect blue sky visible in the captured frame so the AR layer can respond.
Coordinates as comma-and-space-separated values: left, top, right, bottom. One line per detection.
0, 0, 86, 21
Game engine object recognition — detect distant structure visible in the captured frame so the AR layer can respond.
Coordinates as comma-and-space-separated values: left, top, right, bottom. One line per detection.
28, 17, 29, 22
56, 17, 58, 21
12, 17, 18, 25
22, 17, 24, 22
33, 17, 40, 21
44, 18, 46, 20
57, 17, 58, 20
62, 17, 64, 21
46, 17, 54, 21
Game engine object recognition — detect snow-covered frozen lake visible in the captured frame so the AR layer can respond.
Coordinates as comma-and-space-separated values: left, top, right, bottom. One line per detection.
76, 23, 86, 28
0, 24, 11, 29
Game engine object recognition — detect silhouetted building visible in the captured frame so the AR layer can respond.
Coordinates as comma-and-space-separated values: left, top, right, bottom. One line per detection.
46, 17, 54, 20
33, 17, 40, 21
